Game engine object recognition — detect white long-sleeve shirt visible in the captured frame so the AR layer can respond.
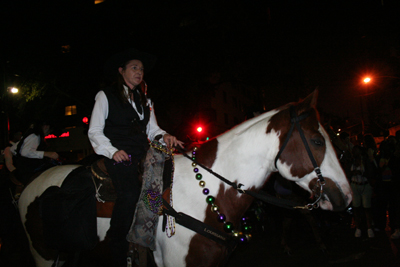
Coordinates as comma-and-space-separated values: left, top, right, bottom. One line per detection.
88, 87, 166, 159
10, 133, 44, 159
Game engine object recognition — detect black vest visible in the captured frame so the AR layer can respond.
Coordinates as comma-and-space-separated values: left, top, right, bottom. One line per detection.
103, 89, 150, 159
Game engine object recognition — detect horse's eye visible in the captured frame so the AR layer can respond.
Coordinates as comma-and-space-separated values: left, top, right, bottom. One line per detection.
312, 138, 324, 147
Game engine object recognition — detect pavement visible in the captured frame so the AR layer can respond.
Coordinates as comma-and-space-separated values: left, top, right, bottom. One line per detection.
227, 206, 400, 267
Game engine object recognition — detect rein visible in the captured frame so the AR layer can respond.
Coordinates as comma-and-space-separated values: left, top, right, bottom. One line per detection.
176, 147, 308, 211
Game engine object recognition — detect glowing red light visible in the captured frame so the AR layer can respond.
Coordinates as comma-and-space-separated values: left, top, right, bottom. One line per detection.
45, 134, 57, 139
82, 117, 89, 124
197, 127, 203, 133
59, 132, 70, 138
44, 132, 70, 139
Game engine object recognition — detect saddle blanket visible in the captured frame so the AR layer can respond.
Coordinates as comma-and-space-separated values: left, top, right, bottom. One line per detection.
127, 145, 166, 251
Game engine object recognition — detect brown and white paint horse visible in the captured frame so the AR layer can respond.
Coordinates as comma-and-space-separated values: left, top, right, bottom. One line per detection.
18, 91, 352, 267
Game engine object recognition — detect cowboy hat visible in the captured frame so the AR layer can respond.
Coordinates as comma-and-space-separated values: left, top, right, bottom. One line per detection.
103, 48, 157, 77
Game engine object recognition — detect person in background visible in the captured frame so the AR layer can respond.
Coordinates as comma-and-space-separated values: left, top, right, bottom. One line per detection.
376, 136, 397, 234
3, 131, 23, 198
338, 131, 354, 178
88, 48, 183, 267
10, 121, 59, 185
350, 145, 376, 238
389, 135, 400, 239
3, 131, 22, 172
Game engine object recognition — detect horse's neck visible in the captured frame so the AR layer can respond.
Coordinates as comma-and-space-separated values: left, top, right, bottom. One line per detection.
214, 112, 279, 190
173, 111, 279, 222
202, 134, 277, 223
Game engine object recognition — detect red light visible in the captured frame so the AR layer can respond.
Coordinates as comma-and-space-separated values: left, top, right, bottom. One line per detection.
59, 132, 70, 138
82, 117, 89, 124
44, 132, 70, 139
197, 126, 203, 133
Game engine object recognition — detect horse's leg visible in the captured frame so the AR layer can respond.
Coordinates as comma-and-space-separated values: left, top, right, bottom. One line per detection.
300, 210, 326, 252
280, 215, 293, 255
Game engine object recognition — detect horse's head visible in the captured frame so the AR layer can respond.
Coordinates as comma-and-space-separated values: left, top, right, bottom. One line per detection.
267, 90, 352, 211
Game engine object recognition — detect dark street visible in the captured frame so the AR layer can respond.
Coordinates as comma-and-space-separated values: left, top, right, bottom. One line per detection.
1, 190, 400, 267
1, 2, 400, 267
228, 207, 400, 267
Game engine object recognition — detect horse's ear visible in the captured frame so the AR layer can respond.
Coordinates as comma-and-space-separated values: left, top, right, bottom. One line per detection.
310, 88, 318, 108
297, 89, 318, 114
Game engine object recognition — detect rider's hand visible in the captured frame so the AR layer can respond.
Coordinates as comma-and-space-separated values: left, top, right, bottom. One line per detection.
112, 150, 130, 162
163, 134, 184, 149
44, 151, 59, 160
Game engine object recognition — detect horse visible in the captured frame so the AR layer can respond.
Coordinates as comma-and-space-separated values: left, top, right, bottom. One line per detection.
18, 90, 352, 267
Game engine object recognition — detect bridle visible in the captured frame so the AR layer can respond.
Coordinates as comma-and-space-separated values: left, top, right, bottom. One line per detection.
274, 105, 326, 209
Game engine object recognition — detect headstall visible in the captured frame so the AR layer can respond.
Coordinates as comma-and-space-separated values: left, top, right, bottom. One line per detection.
274, 105, 326, 209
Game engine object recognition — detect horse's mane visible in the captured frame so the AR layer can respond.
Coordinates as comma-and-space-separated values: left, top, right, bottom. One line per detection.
183, 109, 278, 152
184, 102, 303, 151
229, 102, 297, 137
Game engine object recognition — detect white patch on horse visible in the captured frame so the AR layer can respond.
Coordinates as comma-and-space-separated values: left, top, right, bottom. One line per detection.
215, 110, 281, 191
97, 217, 111, 241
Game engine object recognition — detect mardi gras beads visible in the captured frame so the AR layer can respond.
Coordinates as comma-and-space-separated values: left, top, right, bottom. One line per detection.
191, 147, 251, 242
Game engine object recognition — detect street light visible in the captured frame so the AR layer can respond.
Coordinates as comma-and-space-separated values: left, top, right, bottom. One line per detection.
362, 75, 400, 85
360, 75, 400, 135
9, 87, 19, 94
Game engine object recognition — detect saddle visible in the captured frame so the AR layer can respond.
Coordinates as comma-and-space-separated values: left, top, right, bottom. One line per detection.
90, 158, 117, 218
90, 156, 173, 218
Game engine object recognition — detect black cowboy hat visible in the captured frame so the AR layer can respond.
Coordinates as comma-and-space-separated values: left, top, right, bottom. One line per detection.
103, 48, 157, 78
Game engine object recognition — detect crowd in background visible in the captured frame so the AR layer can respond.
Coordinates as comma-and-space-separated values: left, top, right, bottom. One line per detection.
338, 130, 400, 239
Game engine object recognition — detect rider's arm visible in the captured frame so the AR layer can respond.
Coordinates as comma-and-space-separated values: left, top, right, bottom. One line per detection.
146, 100, 166, 142
19, 134, 44, 159
146, 100, 184, 148
4, 147, 16, 172
88, 91, 119, 159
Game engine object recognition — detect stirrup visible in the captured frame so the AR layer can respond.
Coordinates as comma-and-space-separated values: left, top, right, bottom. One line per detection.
9, 188, 19, 209
128, 243, 148, 267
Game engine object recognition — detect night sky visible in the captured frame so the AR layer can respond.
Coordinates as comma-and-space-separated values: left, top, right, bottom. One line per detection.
2, 0, 400, 137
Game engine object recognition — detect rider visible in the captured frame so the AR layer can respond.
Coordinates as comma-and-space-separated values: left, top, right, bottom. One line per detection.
88, 48, 183, 267
10, 121, 59, 186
